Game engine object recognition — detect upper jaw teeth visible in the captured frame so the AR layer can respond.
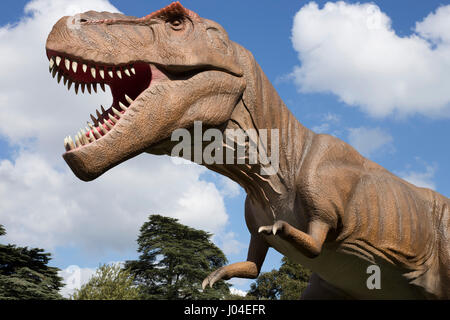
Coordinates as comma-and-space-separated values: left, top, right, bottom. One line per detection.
48, 55, 137, 94
49, 54, 137, 152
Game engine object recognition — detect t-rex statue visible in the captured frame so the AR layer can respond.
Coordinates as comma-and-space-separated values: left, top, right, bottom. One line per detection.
45, 2, 449, 299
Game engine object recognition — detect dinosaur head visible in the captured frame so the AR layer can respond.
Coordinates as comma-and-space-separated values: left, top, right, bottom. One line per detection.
46, 2, 245, 181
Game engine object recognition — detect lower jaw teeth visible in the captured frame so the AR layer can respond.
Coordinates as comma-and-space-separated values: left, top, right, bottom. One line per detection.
63, 95, 133, 152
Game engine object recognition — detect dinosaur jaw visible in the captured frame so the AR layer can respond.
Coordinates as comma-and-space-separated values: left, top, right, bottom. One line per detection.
46, 50, 152, 151
46, 48, 244, 181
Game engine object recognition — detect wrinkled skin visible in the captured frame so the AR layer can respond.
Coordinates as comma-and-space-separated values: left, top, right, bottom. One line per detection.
46, 3, 449, 299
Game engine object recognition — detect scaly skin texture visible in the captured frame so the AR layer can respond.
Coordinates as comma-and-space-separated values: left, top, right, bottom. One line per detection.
45, 3, 449, 299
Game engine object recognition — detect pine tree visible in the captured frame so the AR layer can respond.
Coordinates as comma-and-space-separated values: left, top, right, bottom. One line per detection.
125, 215, 230, 300
0, 224, 64, 300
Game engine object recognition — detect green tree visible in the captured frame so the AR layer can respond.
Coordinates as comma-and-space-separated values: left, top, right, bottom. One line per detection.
125, 215, 230, 300
247, 257, 311, 300
72, 263, 141, 300
0, 224, 64, 300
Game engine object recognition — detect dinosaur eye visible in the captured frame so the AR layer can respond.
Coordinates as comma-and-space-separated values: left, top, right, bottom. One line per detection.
168, 17, 184, 30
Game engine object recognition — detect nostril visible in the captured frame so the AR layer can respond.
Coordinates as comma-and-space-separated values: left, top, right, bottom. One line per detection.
79, 19, 88, 23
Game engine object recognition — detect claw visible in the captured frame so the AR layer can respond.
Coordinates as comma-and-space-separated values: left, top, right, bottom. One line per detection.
201, 277, 210, 290
258, 221, 286, 235
258, 225, 273, 234
202, 268, 226, 290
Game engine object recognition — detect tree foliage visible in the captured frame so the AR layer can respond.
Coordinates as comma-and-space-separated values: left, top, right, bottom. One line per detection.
247, 256, 311, 300
0, 224, 64, 300
72, 263, 141, 300
125, 215, 230, 300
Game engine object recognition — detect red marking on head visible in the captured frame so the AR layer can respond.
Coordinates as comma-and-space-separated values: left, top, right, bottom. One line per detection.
82, 2, 199, 26
140, 1, 200, 21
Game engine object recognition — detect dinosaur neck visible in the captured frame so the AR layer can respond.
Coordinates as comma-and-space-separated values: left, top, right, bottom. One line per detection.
207, 44, 314, 215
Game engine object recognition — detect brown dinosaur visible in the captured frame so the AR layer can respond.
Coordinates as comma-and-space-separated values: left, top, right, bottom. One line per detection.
45, 2, 449, 299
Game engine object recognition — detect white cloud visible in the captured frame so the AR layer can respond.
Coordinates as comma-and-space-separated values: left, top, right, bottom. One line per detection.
347, 127, 393, 157
58, 265, 97, 298
229, 287, 247, 297
415, 5, 450, 44
311, 112, 341, 134
0, 0, 239, 260
227, 277, 251, 295
398, 164, 436, 190
217, 175, 241, 198
312, 123, 330, 134
0, 151, 230, 253
291, 2, 450, 118
217, 231, 246, 256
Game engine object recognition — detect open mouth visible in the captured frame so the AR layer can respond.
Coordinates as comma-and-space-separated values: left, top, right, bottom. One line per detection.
46, 50, 152, 152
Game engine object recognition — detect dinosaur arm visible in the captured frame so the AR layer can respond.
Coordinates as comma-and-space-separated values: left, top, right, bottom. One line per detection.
202, 234, 268, 289
259, 219, 329, 258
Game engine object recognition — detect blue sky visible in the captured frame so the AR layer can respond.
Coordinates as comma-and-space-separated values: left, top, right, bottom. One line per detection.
0, 0, 449, 296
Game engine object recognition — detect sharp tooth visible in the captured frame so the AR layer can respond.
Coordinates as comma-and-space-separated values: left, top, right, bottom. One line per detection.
92, 83, 97, 93
90, 115, 98, 126
52, 67, 58, 78
124, 68, 131, 77
56, 56, 61, 67
93, 127, 102, 139
64, 138, 71, 151
63, 76, 68, 86
125, 94, 134, 105
82, 64, 87, 73
131, 67, 136, 75
49, 58, 55, 70
96, 109, 102, 120
81, 83, 85, 94
101, 105, 106, 113
116, 70, 122, 79
85, 126, 90, 133
91, 67, 96, 79
119, 102, 127, 111
75, 83, 79, 95
80, 133, 86, 146
108, 69, 114, 78
108, 114, 118, 124
80, 129, 88, 144
89, 131, 95, 141
75, 135, 81, 148
78, 133, 85, 146
112, 107, 121, 118
99, 69, 105, 79
67, 80, 73, 91
98, 124, 107, 135
65, 58, 71, 71
72, 61, 78, 73
68, 136, 75, 149
100, 83, 106, 92
57, 71, 63, 83
86, 83, 92, 94
104, 119, 113, 130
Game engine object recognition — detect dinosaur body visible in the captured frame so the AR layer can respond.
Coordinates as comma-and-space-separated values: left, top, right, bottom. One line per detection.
45, 2, 449, 299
